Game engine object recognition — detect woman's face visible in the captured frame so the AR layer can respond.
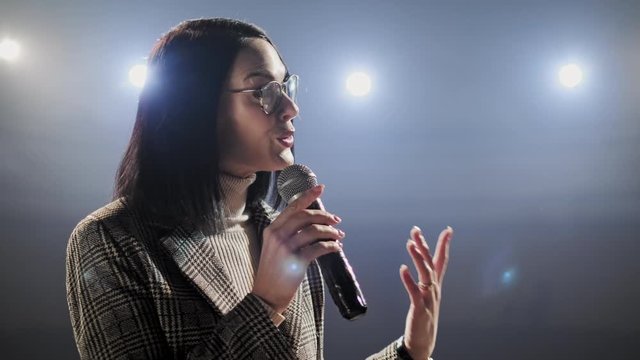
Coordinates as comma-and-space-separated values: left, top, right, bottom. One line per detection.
217, 38, 299, 177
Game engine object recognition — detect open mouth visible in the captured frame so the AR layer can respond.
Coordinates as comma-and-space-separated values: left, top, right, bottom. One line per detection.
277, 135, 294, 148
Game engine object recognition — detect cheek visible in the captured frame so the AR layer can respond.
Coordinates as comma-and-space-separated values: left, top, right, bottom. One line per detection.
220, 98, 256, 141
229, 104, 274, 154
216, 96, 235, 147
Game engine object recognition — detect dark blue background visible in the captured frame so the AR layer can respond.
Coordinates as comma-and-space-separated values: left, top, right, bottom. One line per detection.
1, 1, 639, 358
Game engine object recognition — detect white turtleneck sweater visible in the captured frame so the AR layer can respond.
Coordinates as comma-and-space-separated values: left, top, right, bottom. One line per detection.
206, 173, 263, 304
207, 173, 318, 359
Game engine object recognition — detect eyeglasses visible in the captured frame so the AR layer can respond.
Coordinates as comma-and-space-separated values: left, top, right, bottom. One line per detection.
228, 74, 299, 115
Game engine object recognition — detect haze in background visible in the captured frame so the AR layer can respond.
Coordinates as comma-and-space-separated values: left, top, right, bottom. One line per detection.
1, 1, 638, 358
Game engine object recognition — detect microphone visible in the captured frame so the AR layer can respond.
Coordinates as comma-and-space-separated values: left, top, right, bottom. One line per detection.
277, 164, 367, 320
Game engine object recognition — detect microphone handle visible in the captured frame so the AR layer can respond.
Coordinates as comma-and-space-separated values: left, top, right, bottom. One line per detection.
308, 199, 367, 320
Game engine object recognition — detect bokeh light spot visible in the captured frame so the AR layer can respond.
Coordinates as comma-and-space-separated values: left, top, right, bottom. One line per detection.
501, 268, 517, 287
129, 64, 148, 88
0, 38, 21, 62
558, 63, 583, 88
346, 72, 372, 96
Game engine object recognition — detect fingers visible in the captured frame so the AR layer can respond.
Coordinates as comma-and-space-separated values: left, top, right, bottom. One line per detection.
291, 224, 345, 250
411, 226, 435, 273
399, 264, 439, 311
399, 264, 423, 306
433, 226, 453, 283
285, 184, 324, 212
272, 184, 341, 238
297, 239, 342, 262
405, 225, 452, 306
262, 183, 345, 261
277, 209, 341, 240
406, 238, 435, 287
409, 225, 453, 285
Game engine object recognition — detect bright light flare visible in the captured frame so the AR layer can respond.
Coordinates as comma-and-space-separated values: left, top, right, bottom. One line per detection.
129, 64, 148, 88
346, 72, 372, 96
284, 257, 305, 277
558, 63, 583, 88
0, 38, 21, 62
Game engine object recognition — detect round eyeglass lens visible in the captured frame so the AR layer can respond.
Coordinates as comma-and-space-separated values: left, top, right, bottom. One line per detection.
261, 82, 281, 114
286, 76, 298, 102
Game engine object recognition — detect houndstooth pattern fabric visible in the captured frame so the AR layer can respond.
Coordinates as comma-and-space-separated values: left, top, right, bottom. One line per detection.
66, 198, 401, 359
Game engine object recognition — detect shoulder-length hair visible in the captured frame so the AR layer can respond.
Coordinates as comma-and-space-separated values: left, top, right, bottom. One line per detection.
114, 18, 288, 234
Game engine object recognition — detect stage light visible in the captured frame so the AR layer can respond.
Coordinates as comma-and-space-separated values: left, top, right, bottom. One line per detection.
558, 63, 583, 88
0, 38, 21, 62
129, 64, 147, 88
346, 72, 371, 96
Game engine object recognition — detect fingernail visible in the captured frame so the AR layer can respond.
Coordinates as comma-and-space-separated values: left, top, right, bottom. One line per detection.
333, 214, 342, 223
338, 229, 346, 238
411, 225, 422, 236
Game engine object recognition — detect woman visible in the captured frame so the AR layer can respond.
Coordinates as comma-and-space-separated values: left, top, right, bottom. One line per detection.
66, 18, 453, 360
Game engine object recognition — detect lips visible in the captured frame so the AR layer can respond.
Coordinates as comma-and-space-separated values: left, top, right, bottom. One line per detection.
277, 131, 295, 148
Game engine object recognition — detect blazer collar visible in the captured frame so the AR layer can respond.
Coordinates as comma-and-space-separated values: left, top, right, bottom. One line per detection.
158, 201, 276, 314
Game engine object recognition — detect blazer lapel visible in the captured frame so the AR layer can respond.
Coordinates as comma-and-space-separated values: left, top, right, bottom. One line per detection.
157, 201, 275, 315
157, 200, 325, 356
121, 198, 238, 314
248, 201, 277, 244
159, 223, 241, 314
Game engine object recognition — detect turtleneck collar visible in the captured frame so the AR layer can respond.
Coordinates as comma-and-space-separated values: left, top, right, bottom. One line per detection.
219, 172, 257, 228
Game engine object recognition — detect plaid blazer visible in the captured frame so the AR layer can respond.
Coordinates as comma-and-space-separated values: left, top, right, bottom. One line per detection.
66, 198, 399, 360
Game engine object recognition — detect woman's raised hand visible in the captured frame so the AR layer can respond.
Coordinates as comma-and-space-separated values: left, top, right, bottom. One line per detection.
400, 226, 453, 360
251, 184, 345, 314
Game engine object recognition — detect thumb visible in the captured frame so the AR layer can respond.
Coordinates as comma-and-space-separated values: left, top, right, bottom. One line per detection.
400, 264, 422, 306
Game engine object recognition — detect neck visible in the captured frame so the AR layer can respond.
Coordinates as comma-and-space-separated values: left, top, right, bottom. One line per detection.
219, 172, 257, 229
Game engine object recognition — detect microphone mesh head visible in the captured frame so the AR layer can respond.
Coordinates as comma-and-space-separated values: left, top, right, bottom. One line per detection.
277, 164, 318, 203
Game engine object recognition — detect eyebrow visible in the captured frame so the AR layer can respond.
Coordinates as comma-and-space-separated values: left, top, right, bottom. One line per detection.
243, 68, 288, 83
244, 69, 277, 82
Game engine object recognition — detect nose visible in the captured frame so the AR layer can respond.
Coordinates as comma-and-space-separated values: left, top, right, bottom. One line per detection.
278, 92, 299, 122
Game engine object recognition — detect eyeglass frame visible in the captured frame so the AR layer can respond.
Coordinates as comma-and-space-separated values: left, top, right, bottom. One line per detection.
226, 74, 299, 115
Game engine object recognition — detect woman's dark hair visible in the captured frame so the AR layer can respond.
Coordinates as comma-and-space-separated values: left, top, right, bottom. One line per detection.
114, 18, 288, 234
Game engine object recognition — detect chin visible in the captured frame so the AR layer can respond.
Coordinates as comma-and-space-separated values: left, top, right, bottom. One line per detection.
259, 153, 294, 173
278, 149, 295, 167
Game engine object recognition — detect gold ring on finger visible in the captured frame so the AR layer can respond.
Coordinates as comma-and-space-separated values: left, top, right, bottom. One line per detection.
418, 281, 436, 291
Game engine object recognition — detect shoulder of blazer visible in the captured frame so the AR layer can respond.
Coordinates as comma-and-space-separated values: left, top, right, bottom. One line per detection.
70, 198, 133, 247
71, 197, 172, 259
